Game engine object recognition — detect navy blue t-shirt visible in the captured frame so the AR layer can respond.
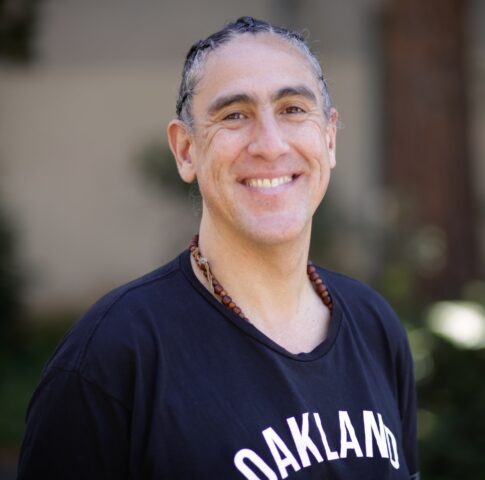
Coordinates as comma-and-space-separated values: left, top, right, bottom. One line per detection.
18, 250, 419, 479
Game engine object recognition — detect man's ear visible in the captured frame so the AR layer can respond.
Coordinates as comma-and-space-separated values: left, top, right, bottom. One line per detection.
167, 119, 197, 183
325, 107, 338, 169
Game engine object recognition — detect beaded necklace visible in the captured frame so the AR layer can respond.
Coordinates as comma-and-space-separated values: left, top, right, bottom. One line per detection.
189, 235, 333, 321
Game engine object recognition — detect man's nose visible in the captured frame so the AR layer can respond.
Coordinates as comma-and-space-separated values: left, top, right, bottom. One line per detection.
247, 112, 290, 160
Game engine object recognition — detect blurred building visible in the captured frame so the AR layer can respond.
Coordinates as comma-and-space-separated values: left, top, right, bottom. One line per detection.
0, 0, 483, 315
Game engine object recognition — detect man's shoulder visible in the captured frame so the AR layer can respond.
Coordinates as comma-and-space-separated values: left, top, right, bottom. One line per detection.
317, 266, 386, 305
98, 252, 183, 307
317, 266, 407, 338
46, 252, 190, 372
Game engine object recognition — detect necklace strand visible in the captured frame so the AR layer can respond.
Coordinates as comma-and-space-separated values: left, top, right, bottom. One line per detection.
189, 235, 333, 321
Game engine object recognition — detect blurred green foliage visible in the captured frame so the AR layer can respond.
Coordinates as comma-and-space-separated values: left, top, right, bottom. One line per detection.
0, 0, 47, 461
0, 320, 71, 445
0, 202, 26, 446
378, 256, 485, 479
417, 335, 485, 478
135, 141, 192, 198
134, 141, 202, 217
0, 204, 22, 347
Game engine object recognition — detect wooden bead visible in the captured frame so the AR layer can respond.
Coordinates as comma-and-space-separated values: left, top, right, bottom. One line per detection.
222, 295, 232, 306
316, 284, 326, 294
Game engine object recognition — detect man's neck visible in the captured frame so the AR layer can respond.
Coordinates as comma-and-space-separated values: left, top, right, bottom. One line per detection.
191, 220, 330, 353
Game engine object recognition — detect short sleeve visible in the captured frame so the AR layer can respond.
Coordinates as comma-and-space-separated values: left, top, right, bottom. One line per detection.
17, 367, 130, 479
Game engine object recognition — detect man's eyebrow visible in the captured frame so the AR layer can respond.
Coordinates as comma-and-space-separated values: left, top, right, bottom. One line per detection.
207, 86, 317, 116
272, 86, 318, 104
207, 93, 255, 116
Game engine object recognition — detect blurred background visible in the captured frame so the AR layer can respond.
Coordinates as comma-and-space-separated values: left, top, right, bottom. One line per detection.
0, 0, 484, 478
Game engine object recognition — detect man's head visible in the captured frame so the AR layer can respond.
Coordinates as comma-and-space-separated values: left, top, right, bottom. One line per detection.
168, 17, 338, 247
176, 16, 333, 129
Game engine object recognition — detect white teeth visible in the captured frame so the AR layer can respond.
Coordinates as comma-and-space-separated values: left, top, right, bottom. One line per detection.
246, 175, 293, 188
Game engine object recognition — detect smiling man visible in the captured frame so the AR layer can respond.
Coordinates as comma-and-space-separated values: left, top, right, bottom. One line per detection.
18, 17, 419, 480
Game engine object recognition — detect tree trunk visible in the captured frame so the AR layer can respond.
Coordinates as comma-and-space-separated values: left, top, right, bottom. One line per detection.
384, 0, 477, 301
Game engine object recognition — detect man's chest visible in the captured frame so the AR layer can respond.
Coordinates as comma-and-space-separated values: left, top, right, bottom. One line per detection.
137, 339, 410, 479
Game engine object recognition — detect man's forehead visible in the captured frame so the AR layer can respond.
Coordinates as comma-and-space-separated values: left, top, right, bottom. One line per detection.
194, 33, 321, 103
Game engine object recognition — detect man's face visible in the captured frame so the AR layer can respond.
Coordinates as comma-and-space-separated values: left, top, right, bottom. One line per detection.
170, 33, 337, 247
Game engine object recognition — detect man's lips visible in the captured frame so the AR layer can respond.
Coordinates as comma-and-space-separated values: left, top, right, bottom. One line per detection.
243, 175, 296, 189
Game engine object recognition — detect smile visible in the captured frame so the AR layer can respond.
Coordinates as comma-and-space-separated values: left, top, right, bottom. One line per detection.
245, 175, 293, 189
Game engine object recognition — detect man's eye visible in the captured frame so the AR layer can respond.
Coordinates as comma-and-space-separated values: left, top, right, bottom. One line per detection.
223, 112, 245, 121
284, 106, 305, 114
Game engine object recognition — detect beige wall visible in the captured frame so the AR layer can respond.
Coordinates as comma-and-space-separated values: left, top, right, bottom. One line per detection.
0, 65, 199, 310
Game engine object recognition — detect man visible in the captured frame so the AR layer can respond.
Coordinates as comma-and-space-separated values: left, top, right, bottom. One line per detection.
18, 17, 419, 479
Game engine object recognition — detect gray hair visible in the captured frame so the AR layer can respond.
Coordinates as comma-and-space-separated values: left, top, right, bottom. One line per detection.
175, 16, 333, 128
